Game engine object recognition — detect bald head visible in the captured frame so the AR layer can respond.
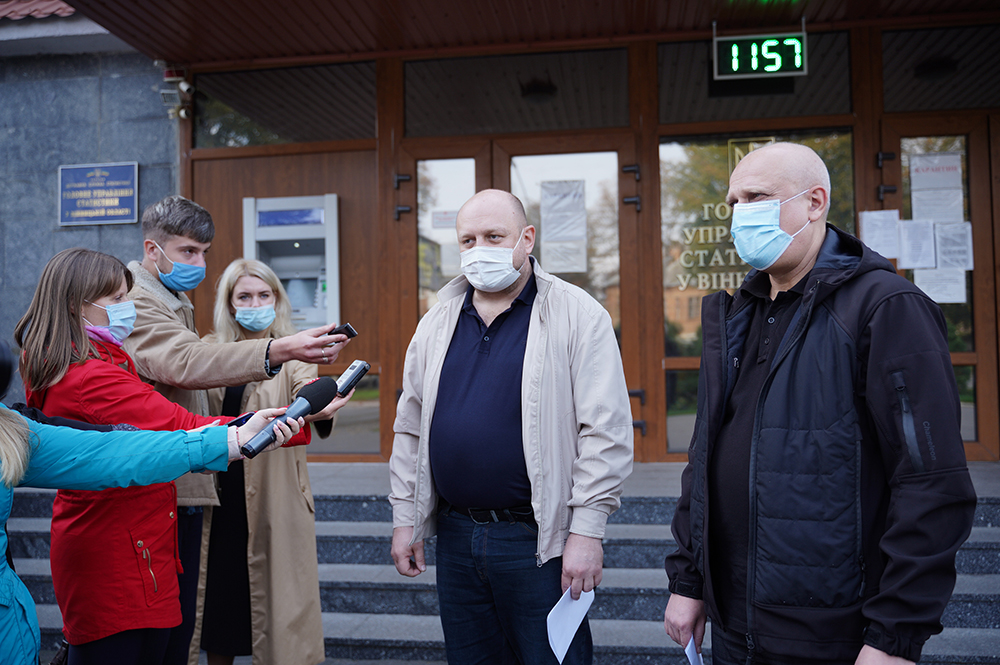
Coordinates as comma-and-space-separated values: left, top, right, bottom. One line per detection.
457, 189, 528, 230
735, 143, 831, 209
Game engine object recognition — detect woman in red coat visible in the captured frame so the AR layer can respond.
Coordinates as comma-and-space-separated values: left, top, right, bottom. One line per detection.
13, 248, 335, 665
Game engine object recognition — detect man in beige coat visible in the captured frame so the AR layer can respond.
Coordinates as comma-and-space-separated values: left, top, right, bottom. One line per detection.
124, 195, 349, 665
389, 190, 633, 665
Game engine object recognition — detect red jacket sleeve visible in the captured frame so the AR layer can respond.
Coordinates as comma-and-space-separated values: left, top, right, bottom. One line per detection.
71, 359, 233, 431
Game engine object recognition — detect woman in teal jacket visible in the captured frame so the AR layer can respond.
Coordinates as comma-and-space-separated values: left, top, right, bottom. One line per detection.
0, 402, 298, 665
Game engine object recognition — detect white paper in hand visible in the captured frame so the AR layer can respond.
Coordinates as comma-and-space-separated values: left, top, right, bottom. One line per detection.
685, 635, 705, 665
546, 588, 595, 664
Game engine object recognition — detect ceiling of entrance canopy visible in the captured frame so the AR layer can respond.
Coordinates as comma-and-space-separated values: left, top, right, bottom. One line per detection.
63, 0, 999, 69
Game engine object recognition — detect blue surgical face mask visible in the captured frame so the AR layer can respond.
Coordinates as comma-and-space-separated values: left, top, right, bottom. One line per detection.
84, 300, 136, 345
729, 189, 811, 271
235, 304, 276, 332
153, 241, 206, 292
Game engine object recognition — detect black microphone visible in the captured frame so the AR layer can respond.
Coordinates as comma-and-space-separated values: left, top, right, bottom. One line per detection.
240, 376, 338, 458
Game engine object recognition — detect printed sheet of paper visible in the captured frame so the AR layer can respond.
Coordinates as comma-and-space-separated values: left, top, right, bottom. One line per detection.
934, 222, 974, 270
911, 188, 964, 223
540, 180, 588, 273
910, 152, 963, 191
896, 220, 937, 269
914, 268, 967, 304
432, 210, 459, 229
859, 209, 900, 259
909, 152, 964, 223
547, 588, 594, 664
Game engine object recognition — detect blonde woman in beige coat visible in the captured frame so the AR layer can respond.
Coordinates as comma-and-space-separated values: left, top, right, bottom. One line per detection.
197, 259, 330, 665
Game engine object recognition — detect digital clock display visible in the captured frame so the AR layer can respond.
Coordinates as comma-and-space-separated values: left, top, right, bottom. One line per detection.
714, 32, 808, 80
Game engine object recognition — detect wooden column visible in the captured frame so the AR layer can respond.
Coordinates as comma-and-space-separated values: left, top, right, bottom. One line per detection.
629, 41, 670, 461
377, 57, 408, 460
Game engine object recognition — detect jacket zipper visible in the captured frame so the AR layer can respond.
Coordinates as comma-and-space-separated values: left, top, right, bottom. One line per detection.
142, 549, 158, 593
856, 436, 866, 598
891, 371, 925, 473
534, 306, 547, 568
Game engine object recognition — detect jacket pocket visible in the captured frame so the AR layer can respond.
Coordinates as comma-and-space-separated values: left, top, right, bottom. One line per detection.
296, 458, 315, 514
128, 508, 179, 606
891, 370, 925, 473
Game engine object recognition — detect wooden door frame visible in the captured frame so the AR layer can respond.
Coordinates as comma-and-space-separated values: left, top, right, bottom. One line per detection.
881, 112, 999, 461
391, 136, 494, 387
491, 132, 664, 460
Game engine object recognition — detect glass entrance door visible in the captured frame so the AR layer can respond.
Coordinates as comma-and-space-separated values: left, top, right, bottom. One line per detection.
882, 116, 998, 461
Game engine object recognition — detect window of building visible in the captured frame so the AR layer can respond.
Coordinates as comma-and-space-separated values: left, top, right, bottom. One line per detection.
882, 25, 1000, 113
405, 49, 629, 137
193, 61, 377, 147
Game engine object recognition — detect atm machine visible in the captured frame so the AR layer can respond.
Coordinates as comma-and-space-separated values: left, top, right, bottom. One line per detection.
242, 194, 340, 330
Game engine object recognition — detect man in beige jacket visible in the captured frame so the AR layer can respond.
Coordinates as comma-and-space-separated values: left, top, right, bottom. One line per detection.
389, 189, 633, 665
123, 195, 350, 665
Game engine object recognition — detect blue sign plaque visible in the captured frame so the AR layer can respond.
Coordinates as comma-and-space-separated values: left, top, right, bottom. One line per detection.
59, 162, 138, 225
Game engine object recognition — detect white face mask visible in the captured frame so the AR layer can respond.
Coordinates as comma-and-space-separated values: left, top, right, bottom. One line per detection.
460, 233, 525, 293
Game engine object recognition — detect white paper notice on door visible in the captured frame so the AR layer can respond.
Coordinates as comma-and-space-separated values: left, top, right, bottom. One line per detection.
934, 222, 974, 270
859, 209, 900, 259
914, 268, 967, 304
910, 152, 963, 191
912, 188, 964, 222
541, 180, 588, 273
432, 210, 459, 229
896, 220, 937, 269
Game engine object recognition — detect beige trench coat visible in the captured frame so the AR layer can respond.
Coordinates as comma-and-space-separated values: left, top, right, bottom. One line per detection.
191, 359, 326, 665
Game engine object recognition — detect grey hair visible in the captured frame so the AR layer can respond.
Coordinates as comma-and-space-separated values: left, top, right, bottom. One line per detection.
141, 195, 215, 244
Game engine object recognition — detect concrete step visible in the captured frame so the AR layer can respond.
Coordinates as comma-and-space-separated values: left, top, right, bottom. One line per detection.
16, 556, 1000, 630
12, 490, 1000, 526
10, 517, 1000, 573
310, 521, 679, 568
31, 605, 1000, 665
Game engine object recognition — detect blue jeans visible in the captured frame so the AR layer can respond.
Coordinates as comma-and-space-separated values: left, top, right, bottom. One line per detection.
435, 509, 592, 665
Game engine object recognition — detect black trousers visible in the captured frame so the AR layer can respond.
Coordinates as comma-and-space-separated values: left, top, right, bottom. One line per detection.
68, 627, 170, 665
161, 507, 203, 665
710, 627, 856, 665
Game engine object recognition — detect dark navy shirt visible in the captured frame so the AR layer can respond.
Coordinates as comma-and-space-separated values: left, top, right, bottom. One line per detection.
428, 274, 537, 510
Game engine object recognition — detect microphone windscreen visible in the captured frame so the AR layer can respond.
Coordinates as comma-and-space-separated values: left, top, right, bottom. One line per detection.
296, 377, 339, 414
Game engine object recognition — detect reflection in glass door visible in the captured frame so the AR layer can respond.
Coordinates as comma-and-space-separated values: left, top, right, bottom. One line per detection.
417, 158, 477, 317
509, 152, 621, 334
658, 130, 854, 452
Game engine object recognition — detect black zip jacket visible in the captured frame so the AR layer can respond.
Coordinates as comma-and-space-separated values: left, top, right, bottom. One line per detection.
665, 225, 977, 661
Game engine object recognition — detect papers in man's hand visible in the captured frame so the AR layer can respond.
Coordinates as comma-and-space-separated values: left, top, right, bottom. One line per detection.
685, 635, 705, 665
546, 587, 595, 664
